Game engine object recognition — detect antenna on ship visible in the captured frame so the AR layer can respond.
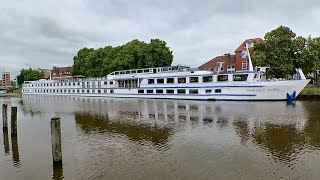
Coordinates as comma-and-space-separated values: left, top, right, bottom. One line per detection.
246, 43, 254, 71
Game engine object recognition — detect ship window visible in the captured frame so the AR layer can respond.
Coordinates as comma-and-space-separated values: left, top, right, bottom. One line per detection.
167, 78, 175, 84
215, 89, 222, 93
156, 89, 163, 94
147, 90, 153, 94
120, 71, 125, 74
138, 89, 144, 94
217, 75, 228, 81
203, 76, 212, 82
115, 72, 120, 75
110, 90, 114, 93
206, 89, 212, 93
104, 81, 108, 85
131, 70, 136, 73
126, 71, 130, 74
137, 70, 143, 73
178, 77, 186, 83
144, 69, 149, 73
72, 89, 75, 93
166, 89, 174, 94
98, 90, 101, 93
77, 82, 80, 85
148, 79, 155, 84
104, 89, 108, 93
87, 89, 90, 93
190, 77, 199, 83
157, 79, 164, 84
110, 81, 113, 85
233, 74, 248, 81
178, 89, 186, 94
64, 90, 66, 93
189, 89, 199, 94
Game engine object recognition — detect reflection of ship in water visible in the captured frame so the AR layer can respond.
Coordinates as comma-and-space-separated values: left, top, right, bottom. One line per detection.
21, 95, 320, 163
233, 101, 320, 163
75, 112, 173, 145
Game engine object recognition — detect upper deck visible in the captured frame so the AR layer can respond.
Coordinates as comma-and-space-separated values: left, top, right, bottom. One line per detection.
108, 65, 191, 76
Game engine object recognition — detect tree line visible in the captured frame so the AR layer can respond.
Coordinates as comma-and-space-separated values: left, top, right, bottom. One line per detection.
72, 39, 174, 77
251, 26, 320, 78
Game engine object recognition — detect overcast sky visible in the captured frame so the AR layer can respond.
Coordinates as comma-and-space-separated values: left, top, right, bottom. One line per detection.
1, 0, 320, 77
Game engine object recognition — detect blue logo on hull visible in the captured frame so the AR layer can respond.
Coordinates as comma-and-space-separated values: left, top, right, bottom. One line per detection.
287, 91, 296, 101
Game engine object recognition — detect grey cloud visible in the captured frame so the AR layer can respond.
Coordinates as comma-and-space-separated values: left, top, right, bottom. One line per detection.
1, 0, 320, 77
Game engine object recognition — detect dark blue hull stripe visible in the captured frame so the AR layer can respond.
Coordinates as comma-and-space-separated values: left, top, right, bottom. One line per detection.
24, 93, 256, 97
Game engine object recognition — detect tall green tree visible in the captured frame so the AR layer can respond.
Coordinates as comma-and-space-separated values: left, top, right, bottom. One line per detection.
17, 68, 44, 85
72, 39, 174, 77
303, 37, 320, 74
251, 26, 307, 78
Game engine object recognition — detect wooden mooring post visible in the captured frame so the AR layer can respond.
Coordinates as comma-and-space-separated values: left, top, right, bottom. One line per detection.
51, 117, 62, 166
2, 104, 8, 129
11, 107, 17, 136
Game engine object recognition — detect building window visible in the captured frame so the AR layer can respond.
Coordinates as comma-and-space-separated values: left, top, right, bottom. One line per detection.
167, 78, 175, 84
178, 89, 186, 94
217, 75, 228, 81
215, 89, 222, 93
147, 89, 153, 94
227, 65, 235, 73
138, 89, 144, 94
166, 89, 174, 94
233, 74, 248, 81
242, 61, 247, 69
203, 76, 212, 82
148, 79, 155, 84
156, 89, 163, 94
157, 79, 164, 84
190, 77, 199, 83
189, 89, 199, 94
178, 77, 186, 83
205, 89, 212, 93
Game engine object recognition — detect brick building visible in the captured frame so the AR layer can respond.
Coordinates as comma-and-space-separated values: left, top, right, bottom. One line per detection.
2, 72, 11, 88
199, 38, 263, 72
51, 66, 73, 80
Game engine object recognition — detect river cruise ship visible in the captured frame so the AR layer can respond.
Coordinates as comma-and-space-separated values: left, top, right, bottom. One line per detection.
22, 64, 310, 101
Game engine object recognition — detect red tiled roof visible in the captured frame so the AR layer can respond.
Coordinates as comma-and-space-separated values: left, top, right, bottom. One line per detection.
235, 38, 264, 52
198, 54, 236, 70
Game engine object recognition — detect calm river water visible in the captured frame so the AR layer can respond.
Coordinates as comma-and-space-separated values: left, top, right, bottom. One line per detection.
0, 95, 320, 180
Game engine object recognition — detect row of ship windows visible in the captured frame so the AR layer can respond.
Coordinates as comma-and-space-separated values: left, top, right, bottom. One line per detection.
24, 74, 249, 87
23, 89, 114, 93
138, 89, 222, 94
24, 81, 113, 88
147, 74, 248, 84
23, 89, 222, 94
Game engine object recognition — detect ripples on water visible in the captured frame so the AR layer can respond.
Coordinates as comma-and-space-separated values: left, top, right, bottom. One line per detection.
0, 95, 320, 179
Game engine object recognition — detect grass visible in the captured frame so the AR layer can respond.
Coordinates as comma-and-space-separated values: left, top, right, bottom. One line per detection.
301, 85, 320, 95
12, 88, 22, 93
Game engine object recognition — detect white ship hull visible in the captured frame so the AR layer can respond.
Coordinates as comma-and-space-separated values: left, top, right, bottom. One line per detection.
22, 79, 310, 101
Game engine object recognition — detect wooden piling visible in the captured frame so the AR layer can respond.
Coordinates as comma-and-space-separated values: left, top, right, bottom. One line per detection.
51, 117, 62, 166
11, 107, 17, 136
3, 128, 10, 155
2, 104, 8, 129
